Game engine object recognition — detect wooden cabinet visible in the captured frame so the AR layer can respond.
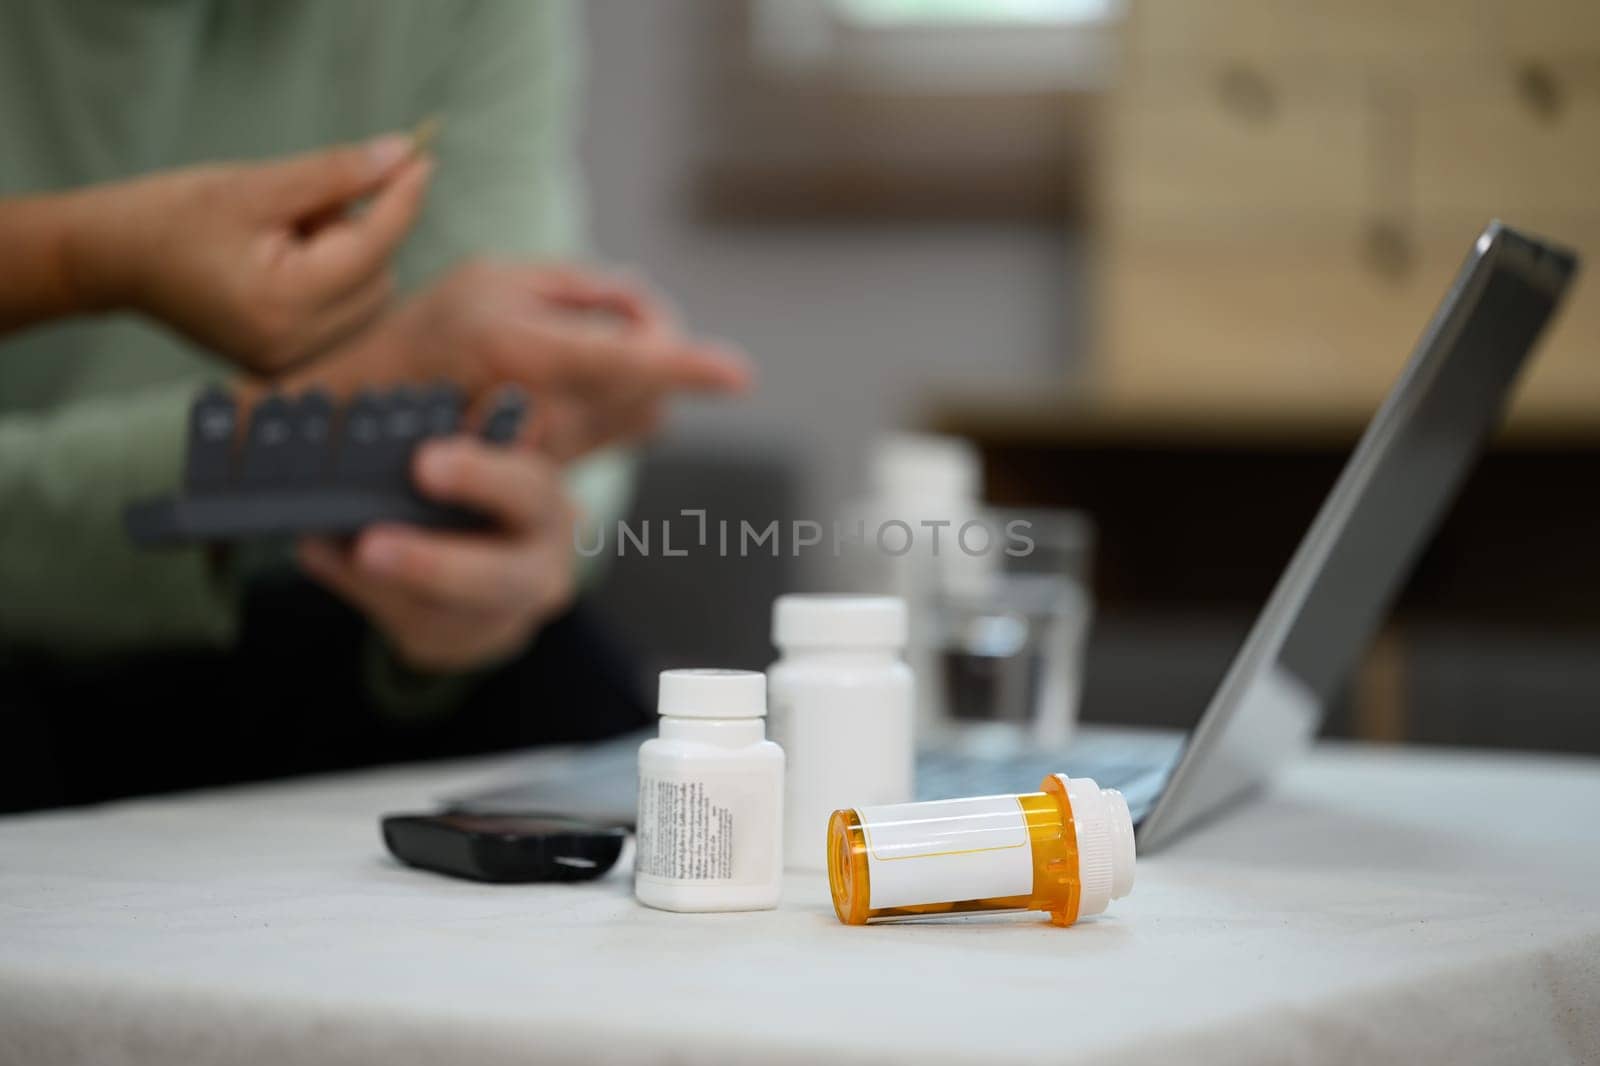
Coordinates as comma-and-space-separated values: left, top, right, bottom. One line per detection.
1102, 60, 1368, 229
1124, 0, 1500, 61
1096, 1, 1600, 422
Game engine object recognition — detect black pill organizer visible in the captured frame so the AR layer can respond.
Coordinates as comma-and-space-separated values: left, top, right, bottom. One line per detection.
125, 383, 528, 547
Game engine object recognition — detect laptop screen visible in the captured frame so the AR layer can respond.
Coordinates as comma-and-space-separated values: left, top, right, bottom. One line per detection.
1138, 223, 1579, 849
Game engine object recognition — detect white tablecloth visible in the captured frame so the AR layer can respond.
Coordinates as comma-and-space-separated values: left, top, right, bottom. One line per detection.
2, 741, 1597, 1066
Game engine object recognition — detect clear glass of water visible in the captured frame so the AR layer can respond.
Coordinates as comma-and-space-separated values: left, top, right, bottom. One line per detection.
934, 508, 1095, 754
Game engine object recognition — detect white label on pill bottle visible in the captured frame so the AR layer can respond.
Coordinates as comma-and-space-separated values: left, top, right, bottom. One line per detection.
636, 771, 777, 885
855, 796, 1033, 910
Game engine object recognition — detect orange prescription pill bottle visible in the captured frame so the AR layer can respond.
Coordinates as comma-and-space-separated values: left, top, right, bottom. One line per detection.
828, 774, 1134, 926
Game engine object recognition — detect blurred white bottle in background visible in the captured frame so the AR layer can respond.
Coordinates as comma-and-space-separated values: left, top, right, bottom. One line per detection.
838, 433, 1096, 756
842, 433, 995, 746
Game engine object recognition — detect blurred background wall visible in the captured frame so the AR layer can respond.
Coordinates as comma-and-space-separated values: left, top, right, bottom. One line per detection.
578, 0, 1089, 526
576, 0, 1600, 754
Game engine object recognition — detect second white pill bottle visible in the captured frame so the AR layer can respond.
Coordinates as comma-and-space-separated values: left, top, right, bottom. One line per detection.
635, 669, 785, 912
768, 595, 914, 870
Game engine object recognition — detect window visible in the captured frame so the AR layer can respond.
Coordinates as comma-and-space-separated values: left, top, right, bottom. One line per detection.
697, 0, 1118, 221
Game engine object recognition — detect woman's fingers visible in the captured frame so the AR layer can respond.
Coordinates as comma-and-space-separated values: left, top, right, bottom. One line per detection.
298, 527, 574, 674
347, 526, 555, 611
259, 133, 414, 217
531, 386, 665, 460
497, 314, 753, 395
526, 267, 680, 335
411, 439, 559, 531
233, 143, 429, 370
299, 156, 433, 293
315, 440, 577, 610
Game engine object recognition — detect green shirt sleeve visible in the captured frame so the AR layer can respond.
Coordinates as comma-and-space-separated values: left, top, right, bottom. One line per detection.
0, 382, 236, 654
396, 0, 586, 282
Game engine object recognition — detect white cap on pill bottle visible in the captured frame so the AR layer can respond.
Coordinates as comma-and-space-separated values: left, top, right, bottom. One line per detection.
1057, 774, 1137, 917
657, 668, 767, 719
772, 594, 907, 650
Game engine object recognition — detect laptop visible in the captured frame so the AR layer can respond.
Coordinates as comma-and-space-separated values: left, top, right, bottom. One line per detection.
452, 222, 1577, 853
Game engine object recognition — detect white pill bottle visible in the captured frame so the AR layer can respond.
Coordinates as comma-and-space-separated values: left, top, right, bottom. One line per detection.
635, 669, 785, 912
767, 595, 914, 870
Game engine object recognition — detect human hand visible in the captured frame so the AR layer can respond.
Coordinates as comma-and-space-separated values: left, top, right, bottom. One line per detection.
294, 260, 751, 460
67, 134, 432, 373
295, 436, 575, 673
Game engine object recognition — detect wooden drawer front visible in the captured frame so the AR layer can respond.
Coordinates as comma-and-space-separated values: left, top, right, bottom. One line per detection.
1097, 219, 1600, 422
1411, 58, 1600, 219
1124, 0, 1498, 61
1108, 56, 1600, 233
1104, 61, 1366, 227
1490, 0, 1600, 56
1098, 235, 1449, 413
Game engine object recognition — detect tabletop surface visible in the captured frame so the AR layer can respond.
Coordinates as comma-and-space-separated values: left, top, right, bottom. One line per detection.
2, 739, 1598, 1066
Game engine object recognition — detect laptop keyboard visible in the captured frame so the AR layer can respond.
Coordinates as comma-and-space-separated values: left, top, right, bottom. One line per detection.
448, 729, 1183, 827
915, 751, 1155, 801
